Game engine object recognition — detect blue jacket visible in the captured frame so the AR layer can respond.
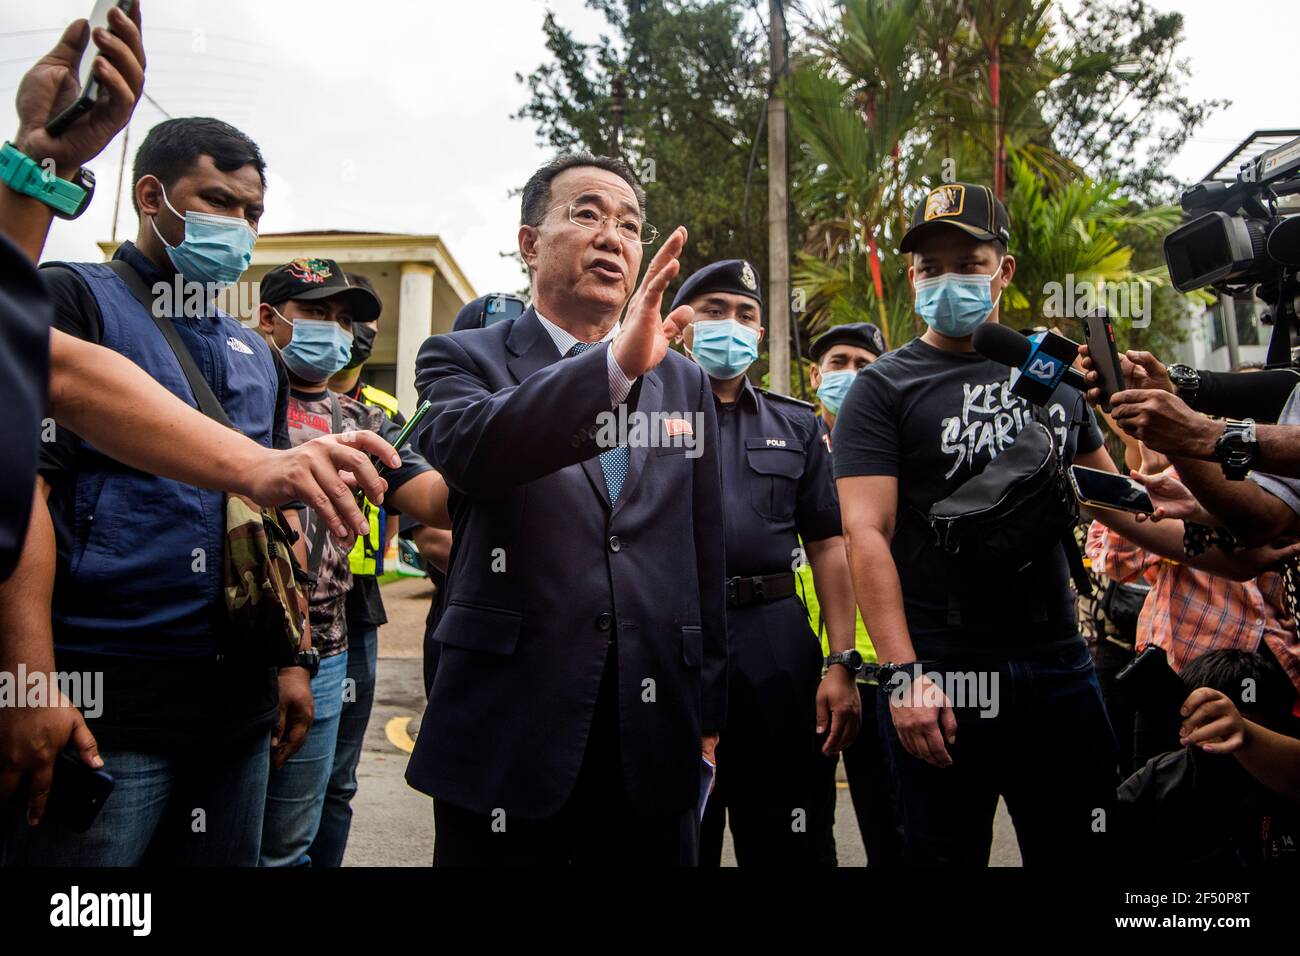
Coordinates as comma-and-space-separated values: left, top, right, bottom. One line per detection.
405, 308, 728, 819
52, 257, 278, 658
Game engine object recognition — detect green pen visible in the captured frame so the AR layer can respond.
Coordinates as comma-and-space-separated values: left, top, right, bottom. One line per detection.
355, 400, 432, 509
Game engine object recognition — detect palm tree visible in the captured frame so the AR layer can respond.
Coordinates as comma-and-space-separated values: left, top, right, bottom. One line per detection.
785, 0, 1179, 352
1000, 155, 1179, 334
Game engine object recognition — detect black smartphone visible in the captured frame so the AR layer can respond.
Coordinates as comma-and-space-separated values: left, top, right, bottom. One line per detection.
45, 749, 114, 833
1081, 310, 1124, 412
354, 400, 432, 508
1069, 464, 1154, 516
45, 0, 137, 137
482, 294, 526, 327
1116, 646, 1190, 717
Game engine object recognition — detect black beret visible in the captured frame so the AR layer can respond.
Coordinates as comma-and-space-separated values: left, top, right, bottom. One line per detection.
809, 322, 887, 361
671, 259, 762, 311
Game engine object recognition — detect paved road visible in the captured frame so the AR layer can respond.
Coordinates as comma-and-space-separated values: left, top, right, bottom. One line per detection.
343, 578, 1021, 866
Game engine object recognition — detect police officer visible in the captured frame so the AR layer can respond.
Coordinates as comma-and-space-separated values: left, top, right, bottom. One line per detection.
805, 322, 903, 866
679, 259, 862, 866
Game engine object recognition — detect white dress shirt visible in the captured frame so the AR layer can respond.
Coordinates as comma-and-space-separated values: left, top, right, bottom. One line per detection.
535, 309, 638, 406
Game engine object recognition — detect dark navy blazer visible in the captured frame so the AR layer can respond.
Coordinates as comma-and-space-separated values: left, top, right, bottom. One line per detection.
405, 308, 727, 819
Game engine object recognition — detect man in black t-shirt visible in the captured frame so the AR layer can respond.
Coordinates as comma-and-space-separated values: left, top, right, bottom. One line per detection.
834, 183, 1128, 866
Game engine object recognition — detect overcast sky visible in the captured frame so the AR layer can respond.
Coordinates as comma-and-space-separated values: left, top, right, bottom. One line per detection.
0, 0, 1290, 296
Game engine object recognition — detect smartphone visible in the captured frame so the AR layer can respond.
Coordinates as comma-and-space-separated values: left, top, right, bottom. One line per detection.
1116, 646, 1190, 717
1081, 310, 1124, 412
45, 0, 136, 137
482, 294, 526, 327
44, 749, 114, 833
354, 400, 432, 508
1070, 464, 1154, 516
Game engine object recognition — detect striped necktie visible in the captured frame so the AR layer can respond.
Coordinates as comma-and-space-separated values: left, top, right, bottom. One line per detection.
567, 341, 630, 505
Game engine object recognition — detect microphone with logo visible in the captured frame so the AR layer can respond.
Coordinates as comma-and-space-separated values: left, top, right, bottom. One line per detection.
971, 323, 1087, 406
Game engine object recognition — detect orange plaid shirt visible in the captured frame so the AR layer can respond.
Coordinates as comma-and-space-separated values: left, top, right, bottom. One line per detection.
1085, 520, 1300, 694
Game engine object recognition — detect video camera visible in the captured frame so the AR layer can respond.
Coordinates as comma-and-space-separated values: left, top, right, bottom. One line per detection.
1164, 134, 1300, 367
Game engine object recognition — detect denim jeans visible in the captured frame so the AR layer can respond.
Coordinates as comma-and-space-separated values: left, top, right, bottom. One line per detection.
878, 640, 1118, 866
1, 731, 271, 866
259, 650, 348, 867
308, 626, 378, 867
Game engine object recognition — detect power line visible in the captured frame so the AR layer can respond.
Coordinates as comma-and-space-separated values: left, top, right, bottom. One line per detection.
141, 90, 171, 118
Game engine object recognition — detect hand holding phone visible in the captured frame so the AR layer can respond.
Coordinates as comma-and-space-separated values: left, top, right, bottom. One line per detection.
354, 400, 432, 508
45, 748, 115, 833
13, 1, 143, 179
1070, 464, 1155, 516
1081, 311, 1124, 413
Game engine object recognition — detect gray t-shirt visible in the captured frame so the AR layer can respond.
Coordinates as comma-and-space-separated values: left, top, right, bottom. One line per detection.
1249, 383, 1300, 513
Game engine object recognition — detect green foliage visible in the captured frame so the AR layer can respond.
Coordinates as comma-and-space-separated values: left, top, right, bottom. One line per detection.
515, 0, 770, 280
1044, 0, 1229, 206
515, 0, 1222, 360
784, 0, 1218, 352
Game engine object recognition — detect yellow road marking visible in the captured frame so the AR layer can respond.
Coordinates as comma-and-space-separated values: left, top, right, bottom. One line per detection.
385, 716, 416, 753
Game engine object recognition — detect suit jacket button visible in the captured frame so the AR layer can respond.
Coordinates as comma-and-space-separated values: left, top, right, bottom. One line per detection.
596, 612, 613, 631
608, 535, 621, 553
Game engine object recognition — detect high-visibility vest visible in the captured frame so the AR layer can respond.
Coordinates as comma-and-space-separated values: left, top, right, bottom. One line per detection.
348, 384, 401, 577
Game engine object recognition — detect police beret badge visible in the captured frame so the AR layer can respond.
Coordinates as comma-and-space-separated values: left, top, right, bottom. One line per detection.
740, 261, 757, 291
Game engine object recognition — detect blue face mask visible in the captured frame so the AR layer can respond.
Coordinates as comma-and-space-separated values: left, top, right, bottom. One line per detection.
273, 309, 353, 381
913, 257, 1005, 338
150, 183, 257, 288
690, 319, 760, 380
816, 369, 857, 414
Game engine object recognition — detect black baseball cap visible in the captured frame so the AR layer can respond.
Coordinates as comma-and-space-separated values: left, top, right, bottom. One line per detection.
899, 183, 1011, 255
260, 257, 381, 324
809, 322, 887, 362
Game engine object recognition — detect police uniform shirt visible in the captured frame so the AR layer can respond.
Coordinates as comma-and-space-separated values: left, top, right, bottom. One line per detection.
717, 376, 841, 576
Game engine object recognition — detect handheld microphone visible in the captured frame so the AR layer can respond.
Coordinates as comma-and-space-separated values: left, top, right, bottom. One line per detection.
971, 323, 1087, 404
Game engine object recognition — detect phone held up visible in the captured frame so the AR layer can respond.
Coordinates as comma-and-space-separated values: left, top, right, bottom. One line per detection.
45, 0, 137, 137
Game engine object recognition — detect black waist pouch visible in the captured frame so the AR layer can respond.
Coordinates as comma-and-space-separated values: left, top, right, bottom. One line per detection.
926, 419, 1086, 624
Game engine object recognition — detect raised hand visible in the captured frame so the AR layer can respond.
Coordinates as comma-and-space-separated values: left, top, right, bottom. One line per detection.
612, 226, 694, 380
12, 3, 145, 178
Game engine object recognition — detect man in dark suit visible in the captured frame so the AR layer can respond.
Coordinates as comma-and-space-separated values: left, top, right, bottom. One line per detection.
407, 153, 727, 865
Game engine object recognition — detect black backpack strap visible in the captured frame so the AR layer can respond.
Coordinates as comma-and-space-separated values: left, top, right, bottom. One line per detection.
106, 259, 234, 429
1062, 528, 1094, 598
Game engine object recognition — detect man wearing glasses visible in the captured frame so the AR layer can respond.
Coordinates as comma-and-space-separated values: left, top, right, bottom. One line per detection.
408, 153, 727, 865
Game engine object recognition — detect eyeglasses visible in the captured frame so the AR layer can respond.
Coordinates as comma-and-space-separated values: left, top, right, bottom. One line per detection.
562, 202, 659, 245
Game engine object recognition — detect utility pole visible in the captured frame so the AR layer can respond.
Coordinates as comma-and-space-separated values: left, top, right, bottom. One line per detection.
610, 72, 626, 158
111, 121, 130, 243
767, 0, 791, 394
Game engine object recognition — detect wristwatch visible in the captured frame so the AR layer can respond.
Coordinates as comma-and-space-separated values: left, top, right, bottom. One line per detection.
1214, 418, 1257, 480
283, 647, 321, 678
1167, 363, 1201, 405
825, 649, 863, 675
0, 141, 95, 219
